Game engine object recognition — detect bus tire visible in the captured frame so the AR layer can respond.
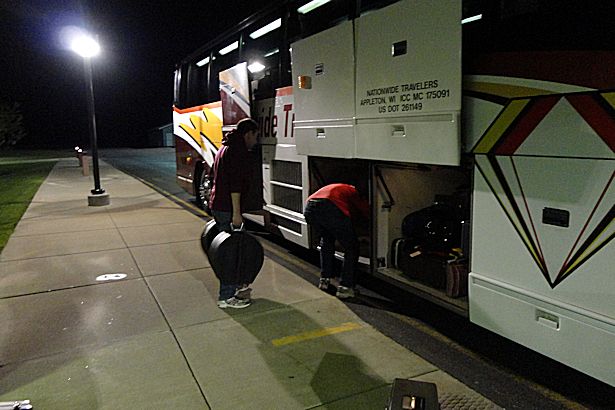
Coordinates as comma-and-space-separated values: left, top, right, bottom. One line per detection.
195, 163, 212, 213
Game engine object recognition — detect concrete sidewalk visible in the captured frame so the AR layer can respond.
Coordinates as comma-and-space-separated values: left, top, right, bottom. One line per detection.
0, 158, 500, 409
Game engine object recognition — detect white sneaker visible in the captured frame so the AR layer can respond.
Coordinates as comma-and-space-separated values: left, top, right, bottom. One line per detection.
336, 286, 356, 299
236, 284, 251, 292
217, 297, 251, 309
235, 285, 252, 299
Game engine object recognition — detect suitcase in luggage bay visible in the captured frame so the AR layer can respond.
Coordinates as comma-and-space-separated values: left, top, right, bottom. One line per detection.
400, 253, 448, 289
401, 202, 461, 252
207, 228, 264, 285
391, 238, 407, 269
445, 260, 468, 298
392, 238, 447, 289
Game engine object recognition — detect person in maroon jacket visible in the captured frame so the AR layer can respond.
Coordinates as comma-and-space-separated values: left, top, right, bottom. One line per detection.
303, 183, 369, 299
209, 118, 259, 309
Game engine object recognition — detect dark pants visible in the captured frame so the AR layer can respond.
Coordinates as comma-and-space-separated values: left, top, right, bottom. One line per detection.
304, 199, 359, 288
211, 210, 239, 300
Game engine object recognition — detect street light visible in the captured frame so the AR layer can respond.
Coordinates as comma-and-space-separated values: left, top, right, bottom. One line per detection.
69, 30, 110, 206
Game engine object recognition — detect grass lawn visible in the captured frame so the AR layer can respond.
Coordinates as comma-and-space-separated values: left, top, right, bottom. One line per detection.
0, 153, 64, 253
0, 149, 73, 163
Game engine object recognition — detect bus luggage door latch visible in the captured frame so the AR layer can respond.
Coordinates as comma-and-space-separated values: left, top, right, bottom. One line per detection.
535, 310, 560, 330
391, 125, 405, 138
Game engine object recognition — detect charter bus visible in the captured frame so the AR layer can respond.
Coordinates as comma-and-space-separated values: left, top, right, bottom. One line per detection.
172, 0, 614, 386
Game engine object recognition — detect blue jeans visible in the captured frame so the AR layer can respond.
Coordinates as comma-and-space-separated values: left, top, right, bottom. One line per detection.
211, 210, 239, 300
303, 199, 359, 288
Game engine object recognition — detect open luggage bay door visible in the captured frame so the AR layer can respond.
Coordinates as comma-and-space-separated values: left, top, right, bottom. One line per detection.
353, 0, 461, 165
292, 0, 461, 165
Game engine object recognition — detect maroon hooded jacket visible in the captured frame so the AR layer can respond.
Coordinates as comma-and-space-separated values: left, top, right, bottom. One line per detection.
209, 131, 252, 213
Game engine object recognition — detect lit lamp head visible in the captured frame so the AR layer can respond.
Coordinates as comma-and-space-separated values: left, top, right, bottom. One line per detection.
69, 33, 100, 58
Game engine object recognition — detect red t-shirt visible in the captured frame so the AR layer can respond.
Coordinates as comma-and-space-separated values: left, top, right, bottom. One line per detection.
308, 183, 369, 220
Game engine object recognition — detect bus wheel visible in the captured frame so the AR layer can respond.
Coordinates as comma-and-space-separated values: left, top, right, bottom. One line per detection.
196, 166, 212, 212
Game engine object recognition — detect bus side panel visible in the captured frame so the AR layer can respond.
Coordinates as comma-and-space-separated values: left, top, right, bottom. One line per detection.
472, 156, 614, 313
173, 103, 224, 193
253, 88, 310, 248
469, 274, 615, 386
469, 91, 615, 385
174, 137, 199, 194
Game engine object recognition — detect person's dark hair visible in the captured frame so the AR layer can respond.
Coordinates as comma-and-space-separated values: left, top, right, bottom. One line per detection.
236, 118, 258, 136
223, 118, 258, 145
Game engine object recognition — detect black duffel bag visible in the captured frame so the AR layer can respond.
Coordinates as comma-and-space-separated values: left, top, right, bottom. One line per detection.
207, 225, 264, 285
401, 202, 461, 252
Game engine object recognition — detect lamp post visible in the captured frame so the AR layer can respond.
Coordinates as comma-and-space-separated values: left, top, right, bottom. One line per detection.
69, 32, 110, 206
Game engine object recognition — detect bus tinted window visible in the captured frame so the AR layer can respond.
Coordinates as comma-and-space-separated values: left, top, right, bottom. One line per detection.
463, 0, 615, 53
173, 67, 184, 108
359, 0, 399, 15
244, 13, 284, 99
295, 0, 353, 40
185, 62, 208, 107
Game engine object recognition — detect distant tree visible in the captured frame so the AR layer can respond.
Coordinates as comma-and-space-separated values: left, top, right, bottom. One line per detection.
0, 101, 27, 149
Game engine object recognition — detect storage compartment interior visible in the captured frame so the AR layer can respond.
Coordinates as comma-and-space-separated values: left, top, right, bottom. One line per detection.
373, 162, 471, 311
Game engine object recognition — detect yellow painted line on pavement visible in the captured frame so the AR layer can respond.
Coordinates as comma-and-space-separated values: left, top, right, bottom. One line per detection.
271, 322, 363, 346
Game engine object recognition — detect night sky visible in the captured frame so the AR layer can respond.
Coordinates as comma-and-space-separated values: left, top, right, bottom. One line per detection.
0, 0, 277, 149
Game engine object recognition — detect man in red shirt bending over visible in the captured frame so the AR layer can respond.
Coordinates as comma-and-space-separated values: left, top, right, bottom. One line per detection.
303, 183, 369, 299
